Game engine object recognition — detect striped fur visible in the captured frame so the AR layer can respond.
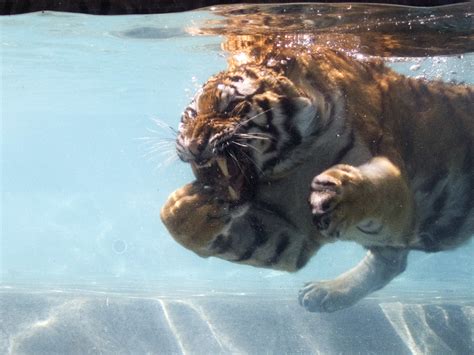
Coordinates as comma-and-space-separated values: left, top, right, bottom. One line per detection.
161, 44, 473, 312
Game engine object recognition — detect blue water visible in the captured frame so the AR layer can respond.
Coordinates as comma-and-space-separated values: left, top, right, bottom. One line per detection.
2, 7, 473, 292
0, 5, 473, 354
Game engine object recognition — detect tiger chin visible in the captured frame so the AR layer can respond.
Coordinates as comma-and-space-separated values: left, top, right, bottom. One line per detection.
161, 44, 473, 313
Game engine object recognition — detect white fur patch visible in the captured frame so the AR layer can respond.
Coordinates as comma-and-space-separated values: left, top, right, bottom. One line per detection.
217, 85, 236, 112
233, 77, 257, 96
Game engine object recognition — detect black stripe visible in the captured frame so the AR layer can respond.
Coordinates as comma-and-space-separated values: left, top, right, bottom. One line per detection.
266, 233, 290, 265
433, 187, 448, 213
418, 81, 432, 102
419, 186, 448, 233
249, 215, 270, 246
280, 98, 302, 153
210, 234, 232, 254
256, 97, 274, 124
461, 146, 473, 175
244, 68, 259, 80
283, 119, 302, 148
420, 182, 471, 252
279, 97, 297, 119
236, 216, 269, 262
230, 75, 243, 82
407, 79, 424, 104
295, 240, 312, 270
223, 99, 240, 115
252, 82, 266, 96
309, 90, 337, 139
419, 169, 448, 193
420, 141, 473, 252
330, 129, 355, 166
254, 201, 297, 228
356, 224, 383, 235
236, 249, 253, 261
462, 147, 474, 210
255, 97, 279, 154
258, 96, 304, 171
261, 156, 280, 172
237, 102, 251, 116
394, 81, 415, 171
421, 214, 469, 252
443, 90, 470, 149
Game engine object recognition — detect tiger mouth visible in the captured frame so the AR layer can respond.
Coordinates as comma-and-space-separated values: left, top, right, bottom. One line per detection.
190, 156, 254, 201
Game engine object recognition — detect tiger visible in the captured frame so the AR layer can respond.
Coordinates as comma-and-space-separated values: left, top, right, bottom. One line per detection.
160, 32, 474, 313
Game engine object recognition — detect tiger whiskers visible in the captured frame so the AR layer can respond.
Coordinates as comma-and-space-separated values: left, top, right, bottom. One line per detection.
143, 141, 176, 157
228, 150, 247, 178
234, 132, 274, 141
231, 141, 250, 148
137, 137, 175, 146
141, 139, 178, 164
233, 139, 263, 154
137, 117, 180, 170
150, 117, 179, 136
230, 141, 265, 176
236, 144, 265, 176
235, 107, 275, 129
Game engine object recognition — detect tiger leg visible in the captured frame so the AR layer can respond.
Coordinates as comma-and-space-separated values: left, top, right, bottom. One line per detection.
302, 156, 413, 312
299, 247, 408, 312
309, 156, 414, 241
162, 181, 320, 270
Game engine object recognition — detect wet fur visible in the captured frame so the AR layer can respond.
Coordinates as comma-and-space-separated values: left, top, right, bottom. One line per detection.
161, 44, 473, 312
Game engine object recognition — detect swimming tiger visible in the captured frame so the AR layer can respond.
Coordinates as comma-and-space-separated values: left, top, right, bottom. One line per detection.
160, 34, 474, 313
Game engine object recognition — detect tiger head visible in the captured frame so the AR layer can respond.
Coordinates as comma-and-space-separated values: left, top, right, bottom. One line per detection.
176, 64, 323, 200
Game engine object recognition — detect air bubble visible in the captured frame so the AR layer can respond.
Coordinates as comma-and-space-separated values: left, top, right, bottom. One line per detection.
113, 239, 127, 254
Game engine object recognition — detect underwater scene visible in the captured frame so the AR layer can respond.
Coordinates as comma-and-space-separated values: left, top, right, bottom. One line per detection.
1, 3, 473, 354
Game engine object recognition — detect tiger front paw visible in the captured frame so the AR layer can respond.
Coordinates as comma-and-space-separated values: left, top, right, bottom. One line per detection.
161, 182, 232, 255
309, 165, 369, 238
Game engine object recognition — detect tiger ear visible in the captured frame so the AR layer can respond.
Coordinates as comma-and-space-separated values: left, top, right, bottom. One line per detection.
292, 96, 318, 136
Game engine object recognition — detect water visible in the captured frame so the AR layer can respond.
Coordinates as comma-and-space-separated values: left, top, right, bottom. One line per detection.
1, 3, 473, 354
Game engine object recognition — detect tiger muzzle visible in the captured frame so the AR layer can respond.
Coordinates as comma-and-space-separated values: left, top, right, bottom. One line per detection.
190, 154, 258, 203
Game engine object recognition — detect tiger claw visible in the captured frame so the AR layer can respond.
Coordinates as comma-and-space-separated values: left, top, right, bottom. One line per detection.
309, 180, 340, 224
309, 172, 345, 237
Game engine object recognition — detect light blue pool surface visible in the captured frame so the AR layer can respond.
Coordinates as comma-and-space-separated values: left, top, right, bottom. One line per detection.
1, 4, 473, 354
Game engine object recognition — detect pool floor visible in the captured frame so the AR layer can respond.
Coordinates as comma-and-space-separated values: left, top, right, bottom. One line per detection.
1, 287, 472, 354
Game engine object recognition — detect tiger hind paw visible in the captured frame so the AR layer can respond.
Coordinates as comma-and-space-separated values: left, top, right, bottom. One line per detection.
298, 280, 360, 313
